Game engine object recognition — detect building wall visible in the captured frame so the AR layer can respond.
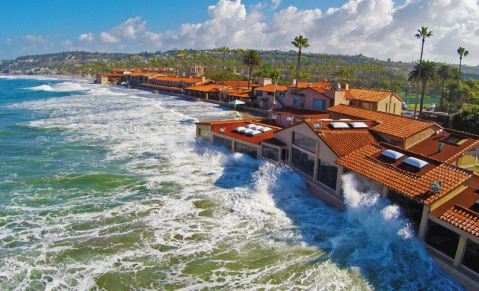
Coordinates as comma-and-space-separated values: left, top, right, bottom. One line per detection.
282, 88, 332, 110
377, 95, 402, 115
404, 127, 436, 149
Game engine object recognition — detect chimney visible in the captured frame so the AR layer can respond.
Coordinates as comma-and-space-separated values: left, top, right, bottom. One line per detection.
344, 83, 349, 90
259, 77, 272, 86
292, 79, 297, 87
439, 142, 445, 152
335, 82, 341, 90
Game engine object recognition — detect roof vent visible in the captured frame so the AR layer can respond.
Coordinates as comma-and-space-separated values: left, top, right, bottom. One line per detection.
380, 149, 404, 161
350, 122, 368, 129
431, 181, 442, 192
329, 122, 349, 129
220, 127, 225, 133
402, 157, 429, 169
313, 122, 323, 129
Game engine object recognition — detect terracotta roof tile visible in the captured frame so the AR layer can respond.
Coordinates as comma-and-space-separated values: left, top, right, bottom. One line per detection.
328, 104, 437, 139
439, 205, 479, 237
345, 89, 402, 102
185, 84, 226, 92
337, 145, 472, 205
305, 119, 379, 157
255, 84, 288, 92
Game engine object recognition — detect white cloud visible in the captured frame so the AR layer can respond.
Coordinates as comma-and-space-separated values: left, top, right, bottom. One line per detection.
22, 34, 47, 43
271, 0, 281, 9
26, 0, 477, 64
100, 32, 120, 44
62, 40, 73, 47
78, 33, 94, 42
150, 0, 479, 65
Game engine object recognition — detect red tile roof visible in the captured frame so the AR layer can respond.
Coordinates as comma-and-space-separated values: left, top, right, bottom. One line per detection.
216, 80, 253, 88
328, 104, 438, 139
255, 84, 288, 92
208, 120, 281, 145
439, 206, 479, 237
337, 144, 472, 205
273, 107, 329, 118
185, 84, 226, 92
408, 129, 479, 163
150, 76, 203, 83
304, 119, 380, 157
345, 89, 402, 102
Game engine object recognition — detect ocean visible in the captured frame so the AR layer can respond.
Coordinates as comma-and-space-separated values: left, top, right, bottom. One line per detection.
0, 75, 462, 290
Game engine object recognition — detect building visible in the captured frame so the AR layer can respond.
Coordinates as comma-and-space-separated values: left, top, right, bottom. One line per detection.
196, 119, 285, 160
196, 104, 479, 287
253, 78, 288, 110
277, 81, 403, 115
143, 76, 206, 94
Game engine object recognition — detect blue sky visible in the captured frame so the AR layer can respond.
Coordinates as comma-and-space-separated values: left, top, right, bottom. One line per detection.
0, 0, 477, 64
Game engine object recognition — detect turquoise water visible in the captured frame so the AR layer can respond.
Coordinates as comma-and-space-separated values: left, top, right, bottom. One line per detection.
0, 76, 461, 290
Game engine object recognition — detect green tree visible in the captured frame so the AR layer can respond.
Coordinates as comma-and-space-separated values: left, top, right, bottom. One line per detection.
457, 47, 469, 75
409, 60, 436, 115
270, 69, 280, 109
437, 65, 455, 111
452, 108, 479, 135
243, 50, 261, 89
292, 35, 310, 87
413, 26, 433, 117
220, 46, 230, 69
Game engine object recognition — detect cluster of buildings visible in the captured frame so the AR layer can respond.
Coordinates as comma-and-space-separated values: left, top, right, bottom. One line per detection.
196, 104, 479, 288
96, 68, 404, 119
98, 67, 479, 287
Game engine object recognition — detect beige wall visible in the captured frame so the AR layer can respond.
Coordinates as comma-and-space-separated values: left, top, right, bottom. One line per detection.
377, 95, 402, 115
404, 127, 436, 148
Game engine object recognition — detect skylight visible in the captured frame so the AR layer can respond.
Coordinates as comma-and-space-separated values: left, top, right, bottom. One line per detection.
380, 149, 404, 160
350, 122, 368, 129
402, 157, 429, 169
329, 122, 349, 129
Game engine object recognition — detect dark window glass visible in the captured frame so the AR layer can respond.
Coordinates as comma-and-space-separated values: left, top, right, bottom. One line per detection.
426, 221, 460, 258
291, 148, 315, 177
293, 132, 316, 153
262, 145, 279, 161
213, 135, 232, 149
317, 160, 338, 190
235, 142, 257, 158
388, 190, 423, 231
463, 240, 479, 274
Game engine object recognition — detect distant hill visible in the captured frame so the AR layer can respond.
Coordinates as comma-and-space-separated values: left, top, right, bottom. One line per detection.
1, 50, 478, 79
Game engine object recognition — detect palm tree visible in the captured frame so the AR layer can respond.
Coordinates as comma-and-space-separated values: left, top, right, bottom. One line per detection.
270, 70, 280, 110
243, 50, 261, 89
409, 60, 436, 115
220, 46, 230, 69
457, 47, 469, 75
413, 26, 433, 117
292, 35, 310, 87
437, 65, 455, 111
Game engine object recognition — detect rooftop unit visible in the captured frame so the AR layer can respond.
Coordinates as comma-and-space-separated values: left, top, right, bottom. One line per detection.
233, 124, 271, 136
350, 122, 368, 129
329, 122, 349, 129
380, 149, 404, 161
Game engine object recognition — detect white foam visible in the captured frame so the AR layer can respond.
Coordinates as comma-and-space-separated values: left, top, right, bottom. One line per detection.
0, 81, 460, 290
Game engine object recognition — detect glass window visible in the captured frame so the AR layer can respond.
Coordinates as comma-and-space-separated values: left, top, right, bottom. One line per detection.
463, 240, 479, 274
291, 148, 315, 177
262, 145, 279, 161
255, 91, 263, 97
213, 135, 232, 149
279, 92, 286, 98
425, 221, 460, 258
293, 132, 316, 153
313, 99, 326, 110
293, 96, 304, 108
388, 190, 423, 231
317, 160, 338, 190
235, 142, 257, 158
